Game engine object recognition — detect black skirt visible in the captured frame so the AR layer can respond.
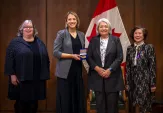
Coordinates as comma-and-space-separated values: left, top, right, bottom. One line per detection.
56, 60, 86, 113
8, 80, 46, 101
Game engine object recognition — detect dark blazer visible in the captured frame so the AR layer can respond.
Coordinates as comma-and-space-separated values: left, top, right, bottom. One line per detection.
4, 36, 50, 81
87, 34, 124, 92
53, 29, 85, 79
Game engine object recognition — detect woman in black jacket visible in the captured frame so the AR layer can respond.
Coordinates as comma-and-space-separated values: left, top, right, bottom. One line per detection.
87, 18, 124, 113
4, 20, 50, 113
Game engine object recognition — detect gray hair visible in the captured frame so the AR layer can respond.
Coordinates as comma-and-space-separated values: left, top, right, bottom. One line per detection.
96, 18, 112, 35
17, 20, 38, 37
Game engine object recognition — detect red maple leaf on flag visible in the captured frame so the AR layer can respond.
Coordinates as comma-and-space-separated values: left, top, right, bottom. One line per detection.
112, 28, 122, 38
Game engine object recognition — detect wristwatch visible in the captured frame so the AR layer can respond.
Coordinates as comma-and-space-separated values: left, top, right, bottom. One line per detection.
108, 68, 112, 72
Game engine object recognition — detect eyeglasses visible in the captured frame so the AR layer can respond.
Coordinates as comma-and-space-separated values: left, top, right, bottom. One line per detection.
23, 26, 33, 29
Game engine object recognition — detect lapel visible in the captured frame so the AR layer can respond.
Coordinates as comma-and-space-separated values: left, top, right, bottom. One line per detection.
65, 29, 73, 51
130, 44, 136, 61
36, 37, 43, 54
65, 29, 84, 50
96, 36, 101, 58
96, 34, 114, 57
36, 37, 44, 65
94, 36, 102, 67
77, 30, 84, 48
105, 34, 114, 56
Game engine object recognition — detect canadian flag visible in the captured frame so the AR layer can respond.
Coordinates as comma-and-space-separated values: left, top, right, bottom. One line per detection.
84, 0, 130, 72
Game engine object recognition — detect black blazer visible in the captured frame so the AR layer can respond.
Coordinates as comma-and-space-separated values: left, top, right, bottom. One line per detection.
87, 34, 124, 92
4, 36, 50, 81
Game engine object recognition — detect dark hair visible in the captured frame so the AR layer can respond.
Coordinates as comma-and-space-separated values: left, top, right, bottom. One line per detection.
130, 26, 148, 41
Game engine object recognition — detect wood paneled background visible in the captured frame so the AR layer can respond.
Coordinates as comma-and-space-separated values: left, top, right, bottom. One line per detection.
0, 0, 162, 112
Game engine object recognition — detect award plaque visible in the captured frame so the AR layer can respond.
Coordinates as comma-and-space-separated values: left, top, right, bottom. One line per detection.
80, 48, 87, 60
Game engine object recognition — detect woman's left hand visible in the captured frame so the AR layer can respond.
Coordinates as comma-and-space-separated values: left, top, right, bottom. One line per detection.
151, 87, 156, 92
102, 69, 111, 78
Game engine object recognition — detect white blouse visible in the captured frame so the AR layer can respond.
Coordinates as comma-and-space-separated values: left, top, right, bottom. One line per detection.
100, 37, 109, 67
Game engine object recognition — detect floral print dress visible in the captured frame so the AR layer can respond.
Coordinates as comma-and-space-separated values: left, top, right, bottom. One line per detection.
126, 43, 156, 113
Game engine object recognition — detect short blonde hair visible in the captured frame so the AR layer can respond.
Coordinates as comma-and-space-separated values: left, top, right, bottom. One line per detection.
96, 18, 112, 35
17, 20, 38, 37
65, 11, 80, 29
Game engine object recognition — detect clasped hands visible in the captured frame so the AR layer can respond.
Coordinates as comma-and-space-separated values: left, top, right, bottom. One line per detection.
95, 66, 111, 78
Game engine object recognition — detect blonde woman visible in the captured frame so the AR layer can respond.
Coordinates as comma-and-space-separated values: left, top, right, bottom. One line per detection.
53, 11, 86, 113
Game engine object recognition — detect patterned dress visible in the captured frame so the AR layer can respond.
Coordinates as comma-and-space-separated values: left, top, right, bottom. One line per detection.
126, 43, 156, 113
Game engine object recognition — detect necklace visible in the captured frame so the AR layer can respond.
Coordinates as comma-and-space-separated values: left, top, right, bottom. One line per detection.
70, 32, 77, 38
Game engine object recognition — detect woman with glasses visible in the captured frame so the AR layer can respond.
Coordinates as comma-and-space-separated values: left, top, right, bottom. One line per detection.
4, 20, 50, 113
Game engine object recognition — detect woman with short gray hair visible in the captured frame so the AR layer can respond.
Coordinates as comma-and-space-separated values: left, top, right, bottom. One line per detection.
96, 18, 112, 34
87, 18, 124, 113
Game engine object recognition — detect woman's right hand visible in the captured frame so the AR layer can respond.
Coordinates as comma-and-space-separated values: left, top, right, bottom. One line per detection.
94, 66, 105, 77
10, 75, 19, 86
151, 87, 156, 92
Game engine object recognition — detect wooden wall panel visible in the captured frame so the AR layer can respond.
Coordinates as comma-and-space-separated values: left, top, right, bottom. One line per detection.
160, 0, 163, 101
0, 0, 163, 112
0, 0, 47, 111
116, 0, 135, 39
135, 0, 163, 101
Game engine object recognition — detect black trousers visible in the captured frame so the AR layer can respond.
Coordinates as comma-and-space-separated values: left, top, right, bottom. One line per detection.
14, 100, 38, 113
95, 79, 119, 113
